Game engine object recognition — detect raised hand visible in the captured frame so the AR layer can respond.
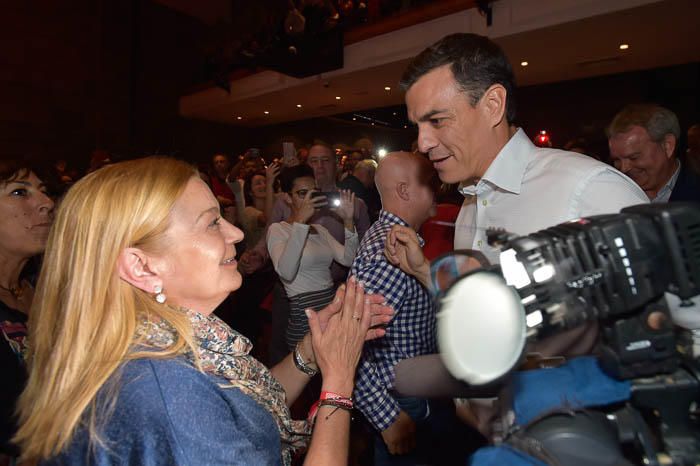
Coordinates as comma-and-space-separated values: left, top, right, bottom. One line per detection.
314, 281, 393, 341
265, 162, 281, 184
306, 277, 373, 394
384, 224, 431, 289
288, 190, 326, 224
330, 190, 356, 227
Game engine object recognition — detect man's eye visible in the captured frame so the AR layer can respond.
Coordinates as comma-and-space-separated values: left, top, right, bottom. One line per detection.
10, 188, 28, 196
430, 118, 443, 126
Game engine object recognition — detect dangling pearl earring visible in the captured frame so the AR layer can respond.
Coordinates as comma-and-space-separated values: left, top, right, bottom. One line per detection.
154, 285, 166, 304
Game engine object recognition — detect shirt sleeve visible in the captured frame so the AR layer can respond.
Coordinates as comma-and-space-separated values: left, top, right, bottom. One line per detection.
354, 198, 371, 240
266, 222, 309, 282
269, 196, 290, 225
574, 167, 649, 217
317, 225, 359, 267
352, 257, 409, 431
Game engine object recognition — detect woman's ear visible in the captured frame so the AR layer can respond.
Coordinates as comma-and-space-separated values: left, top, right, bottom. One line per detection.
117, 247, 161, 294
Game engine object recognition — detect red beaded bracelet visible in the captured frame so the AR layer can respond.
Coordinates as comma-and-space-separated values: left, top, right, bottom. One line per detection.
308, 392, 353, 424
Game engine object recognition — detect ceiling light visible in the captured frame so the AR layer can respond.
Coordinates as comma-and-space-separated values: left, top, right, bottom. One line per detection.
619, 43, 629, 50
335, 96, 341, 100
296, 104, 302, 108
236, 116, 242, 120
384, 86, 391, 91
404, 125, 407, 128
392, 112, 397, 116
352, 117, 356, 121
378, 148, 387, 158
371, 122, 375, 126
520, 61, 529, 67
264, 111, 270, 115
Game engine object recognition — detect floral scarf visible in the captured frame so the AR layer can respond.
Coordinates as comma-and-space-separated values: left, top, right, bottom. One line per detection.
135, 309, 311, 465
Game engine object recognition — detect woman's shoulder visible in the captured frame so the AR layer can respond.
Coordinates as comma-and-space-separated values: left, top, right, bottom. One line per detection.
46, 356, 281, 465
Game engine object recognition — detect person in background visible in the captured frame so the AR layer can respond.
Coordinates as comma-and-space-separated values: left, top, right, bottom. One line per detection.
86, 149, 112, 174
209, 153, 237, 225
240, 142, 371, 365
267, 164, 359, 350
686, 123, 700, 176
608, 104, 700, 203
0, 159, 54, 463
352, 152, 479, 465
339, 159, 381, 222
14, 157, 393, 466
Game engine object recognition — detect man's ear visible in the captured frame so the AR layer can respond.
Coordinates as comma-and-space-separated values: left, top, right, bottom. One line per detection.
480, 84, 507, 128
396, 182, 410, 201
662, 133, 677, 159
117, 247, 162, 294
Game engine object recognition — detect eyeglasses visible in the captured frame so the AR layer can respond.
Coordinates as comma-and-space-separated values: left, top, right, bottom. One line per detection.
293, 189, 312, 199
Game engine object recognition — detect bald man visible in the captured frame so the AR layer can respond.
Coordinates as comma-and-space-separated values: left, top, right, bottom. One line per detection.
351, 152, 476, 465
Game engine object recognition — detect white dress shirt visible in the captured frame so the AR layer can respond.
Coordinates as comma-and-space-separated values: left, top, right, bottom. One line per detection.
454, 128, 649, 264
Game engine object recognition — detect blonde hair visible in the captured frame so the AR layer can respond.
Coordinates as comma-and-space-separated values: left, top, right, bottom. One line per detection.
15, 157, 199, 460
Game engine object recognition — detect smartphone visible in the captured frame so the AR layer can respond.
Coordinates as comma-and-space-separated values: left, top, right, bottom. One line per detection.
311, 191, 341, 207
282, 142, 299, 166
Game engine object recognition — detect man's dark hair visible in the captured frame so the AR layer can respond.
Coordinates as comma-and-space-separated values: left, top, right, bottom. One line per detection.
400, 33, 517, 124
279, 164, 315, 193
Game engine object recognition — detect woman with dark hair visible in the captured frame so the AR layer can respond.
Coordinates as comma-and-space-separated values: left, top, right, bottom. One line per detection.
0, 159, 54, 461
239, 162, 280, 250
267, 165, 358, 350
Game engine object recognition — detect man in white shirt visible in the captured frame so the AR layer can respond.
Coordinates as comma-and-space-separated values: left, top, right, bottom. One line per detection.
608, 103, 700, 203
385, 33, 648, 356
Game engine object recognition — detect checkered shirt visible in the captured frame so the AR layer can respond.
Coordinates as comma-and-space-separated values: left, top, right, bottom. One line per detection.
350, 210, 437, 432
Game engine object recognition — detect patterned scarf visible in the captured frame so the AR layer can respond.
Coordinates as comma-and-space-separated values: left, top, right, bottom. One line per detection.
135, 309, 311, 465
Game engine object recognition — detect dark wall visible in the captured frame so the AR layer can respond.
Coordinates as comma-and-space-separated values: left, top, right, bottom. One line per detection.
0, 0, 132, 166
516, 62, 700, 160
2, 2, 697, 171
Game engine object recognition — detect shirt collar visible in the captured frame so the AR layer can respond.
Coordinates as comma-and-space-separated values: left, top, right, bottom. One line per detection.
378, 210, 425, 247
459, 128, 534, 197
652, 160, 681, 203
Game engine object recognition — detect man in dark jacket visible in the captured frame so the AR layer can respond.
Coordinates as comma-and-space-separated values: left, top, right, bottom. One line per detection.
608, 103, 700, 203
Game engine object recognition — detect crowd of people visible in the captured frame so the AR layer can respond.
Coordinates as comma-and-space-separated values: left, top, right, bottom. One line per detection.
1, 32, 699, 466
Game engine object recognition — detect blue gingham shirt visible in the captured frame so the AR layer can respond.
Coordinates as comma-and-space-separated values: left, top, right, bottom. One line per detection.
350, 210, 437, 432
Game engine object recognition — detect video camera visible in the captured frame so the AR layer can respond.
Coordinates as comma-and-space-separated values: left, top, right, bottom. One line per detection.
397, 203, 700, 465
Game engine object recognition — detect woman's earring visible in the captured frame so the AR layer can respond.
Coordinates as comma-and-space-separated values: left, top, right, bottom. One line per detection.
154, 285, 166, 304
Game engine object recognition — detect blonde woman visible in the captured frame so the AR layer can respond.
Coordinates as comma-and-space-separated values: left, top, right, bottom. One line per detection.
15, 157, 392, 465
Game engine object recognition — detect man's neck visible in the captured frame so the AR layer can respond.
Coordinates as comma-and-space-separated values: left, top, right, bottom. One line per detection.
318, 180, 336, 192
647, 159, 680, 200
465, 125, 518, 186
383, 204, 419, 231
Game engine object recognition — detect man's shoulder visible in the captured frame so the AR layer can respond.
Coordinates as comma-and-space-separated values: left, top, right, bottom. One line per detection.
671, 164, 700, 202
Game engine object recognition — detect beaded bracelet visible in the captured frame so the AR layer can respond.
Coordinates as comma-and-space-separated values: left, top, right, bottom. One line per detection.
293, 341, 318, 377
308, 392, 353, 424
